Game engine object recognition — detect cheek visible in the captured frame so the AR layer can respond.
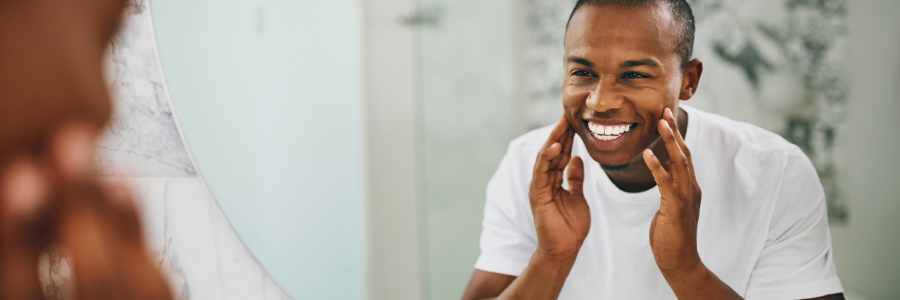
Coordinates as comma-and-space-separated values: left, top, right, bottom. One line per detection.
627, 84, 679, 116
628, 91, 667, 114
561, 85, 589, 110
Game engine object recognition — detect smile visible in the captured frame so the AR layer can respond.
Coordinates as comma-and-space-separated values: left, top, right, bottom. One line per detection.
586, 121, 635, 140
583, 121, 638, 151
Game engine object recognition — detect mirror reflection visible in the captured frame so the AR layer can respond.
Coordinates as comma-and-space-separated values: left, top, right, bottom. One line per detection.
44, 0, 890, 299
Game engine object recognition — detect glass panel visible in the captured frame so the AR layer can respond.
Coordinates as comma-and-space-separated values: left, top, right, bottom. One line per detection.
416, 1, 521, 299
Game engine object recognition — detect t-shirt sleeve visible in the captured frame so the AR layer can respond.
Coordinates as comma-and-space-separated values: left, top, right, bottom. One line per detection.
473, 143, 538, 276
744, 148, 843, 299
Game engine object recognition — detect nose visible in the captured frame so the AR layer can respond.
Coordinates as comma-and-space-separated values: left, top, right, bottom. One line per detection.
585, 78, 623, 113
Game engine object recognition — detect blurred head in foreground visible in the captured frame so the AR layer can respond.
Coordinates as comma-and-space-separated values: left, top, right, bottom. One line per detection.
0, 0, 172, 299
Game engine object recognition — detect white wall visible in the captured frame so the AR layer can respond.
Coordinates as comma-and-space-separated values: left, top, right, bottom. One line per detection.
829, 1, 900, 299
150, 0, 368, 299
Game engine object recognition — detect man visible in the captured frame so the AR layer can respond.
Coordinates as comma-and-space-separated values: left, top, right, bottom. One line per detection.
462, 1, 844, 299
0, 0, 172, 299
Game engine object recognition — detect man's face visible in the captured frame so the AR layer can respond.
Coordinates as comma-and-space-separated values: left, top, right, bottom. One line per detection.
563, 4, 689, 168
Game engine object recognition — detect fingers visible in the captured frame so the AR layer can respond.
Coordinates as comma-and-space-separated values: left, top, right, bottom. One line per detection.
61, 181, 172, 300
547, 116, 573, 170
662, 108, 687, 153
566, 156, 585, 196
97, 181, 173, 300
533, 115, 575, 193
533, 142, 561, 191
541, 115, 570, 151
662, 108, 702, 215
643, 149, 680, 217
534, 115, 570, 177
98, 181, 145, 246
550, 129, 575, 190
50, 121, 99, 182
0, 122, 101, 300
0, 157, 52, 300
59, 182, 121, 299
657, 115, 688, 181
556, 129, 575, 170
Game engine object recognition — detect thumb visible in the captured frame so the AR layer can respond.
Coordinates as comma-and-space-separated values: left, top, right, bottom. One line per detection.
566, 156, 585, 196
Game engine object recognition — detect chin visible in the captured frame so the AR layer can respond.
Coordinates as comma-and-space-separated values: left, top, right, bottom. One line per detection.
586, 148, 640, 169
576, 128, 651, 171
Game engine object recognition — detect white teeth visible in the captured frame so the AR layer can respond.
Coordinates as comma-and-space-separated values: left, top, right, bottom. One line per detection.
587, 122, 635, 137
588, 122, 633, 137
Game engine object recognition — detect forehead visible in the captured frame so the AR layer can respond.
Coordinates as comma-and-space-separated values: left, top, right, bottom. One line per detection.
564, 4, 680, 64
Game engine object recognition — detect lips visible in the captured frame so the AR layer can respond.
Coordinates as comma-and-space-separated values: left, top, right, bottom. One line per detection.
584, 120, 638, 150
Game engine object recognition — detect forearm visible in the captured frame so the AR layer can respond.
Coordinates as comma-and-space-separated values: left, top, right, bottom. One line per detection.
663, 262, 742, 300
491, 252, 577, 300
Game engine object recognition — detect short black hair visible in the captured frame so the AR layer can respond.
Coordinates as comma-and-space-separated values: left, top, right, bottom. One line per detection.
566, 0, 695, 68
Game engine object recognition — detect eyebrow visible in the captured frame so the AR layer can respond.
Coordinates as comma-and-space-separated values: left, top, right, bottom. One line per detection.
566, 57, 661, 69
620, 59, 659, 68
566, 56, 594, 68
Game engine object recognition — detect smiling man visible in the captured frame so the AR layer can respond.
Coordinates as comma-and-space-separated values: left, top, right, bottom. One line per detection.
461, 1, 844, 299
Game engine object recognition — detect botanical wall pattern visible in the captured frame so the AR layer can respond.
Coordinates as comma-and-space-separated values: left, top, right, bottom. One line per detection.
520, 0, 849, 222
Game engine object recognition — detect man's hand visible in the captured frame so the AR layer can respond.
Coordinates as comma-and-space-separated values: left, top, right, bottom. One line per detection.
461, 116, 591, 300
642, 107, 741, 299
0, 123, 173, 300
642, 107, 702, 276
0, 0, 174, 298
529, 115, 590, 262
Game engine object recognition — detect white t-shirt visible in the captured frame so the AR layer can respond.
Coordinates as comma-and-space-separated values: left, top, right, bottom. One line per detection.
475, 105, 843, 299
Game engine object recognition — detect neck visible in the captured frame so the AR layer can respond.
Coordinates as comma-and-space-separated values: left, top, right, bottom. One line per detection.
604, 107, 689, 193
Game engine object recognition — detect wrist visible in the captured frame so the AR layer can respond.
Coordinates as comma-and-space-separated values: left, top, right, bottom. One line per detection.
660, 260, 743, 299
660, 259, 709, 287
531, 249, 579, 275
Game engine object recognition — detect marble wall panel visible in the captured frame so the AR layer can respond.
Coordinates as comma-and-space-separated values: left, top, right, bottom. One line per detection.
97, 0, 195, 177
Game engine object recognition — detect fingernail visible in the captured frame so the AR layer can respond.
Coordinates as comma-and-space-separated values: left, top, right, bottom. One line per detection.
1, 160, 48, 220
100, 180, 134, 208
53, 122, 97, 179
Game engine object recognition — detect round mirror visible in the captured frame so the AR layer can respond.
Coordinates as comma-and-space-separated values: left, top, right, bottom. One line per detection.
150, 1, 367, 298
149, 0, 880, 299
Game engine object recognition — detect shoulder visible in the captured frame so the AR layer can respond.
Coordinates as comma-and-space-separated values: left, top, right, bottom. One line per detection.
686, 106, 805, 169
685, 106, 821, 211
503, 124, 555, 164
509, 124, 555, 153
487, 124, 556, 193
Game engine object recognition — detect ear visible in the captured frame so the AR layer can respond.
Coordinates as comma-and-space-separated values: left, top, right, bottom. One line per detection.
679, 59, 703, 100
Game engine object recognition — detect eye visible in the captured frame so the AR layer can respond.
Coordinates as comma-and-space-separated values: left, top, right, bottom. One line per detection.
621, 72, 649, 79
572, 70, 596, 78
